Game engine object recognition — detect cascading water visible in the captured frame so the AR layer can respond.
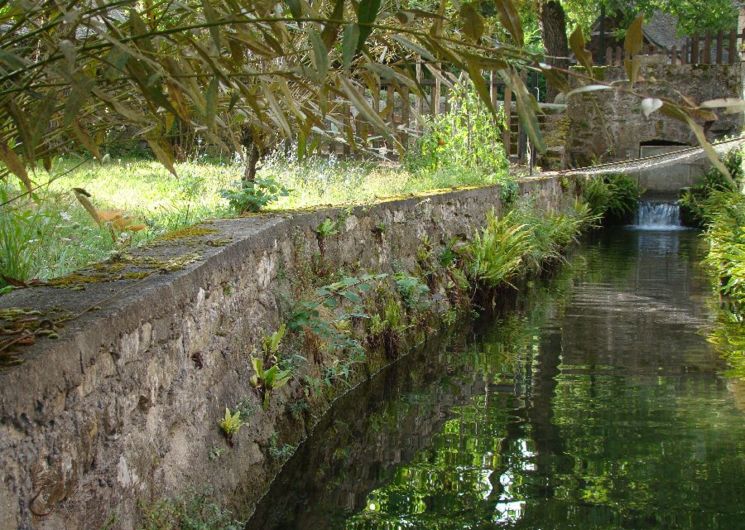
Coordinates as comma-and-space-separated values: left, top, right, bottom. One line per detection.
632, 200, 686, 230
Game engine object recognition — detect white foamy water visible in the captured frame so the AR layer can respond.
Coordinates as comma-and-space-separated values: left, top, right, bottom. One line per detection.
630, 201, 689, 231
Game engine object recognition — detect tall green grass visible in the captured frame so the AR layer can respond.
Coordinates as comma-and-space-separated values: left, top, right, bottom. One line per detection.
0, 185, 113, 287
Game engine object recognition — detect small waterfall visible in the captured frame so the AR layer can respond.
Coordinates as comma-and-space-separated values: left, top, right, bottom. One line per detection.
632, 200, 685, 230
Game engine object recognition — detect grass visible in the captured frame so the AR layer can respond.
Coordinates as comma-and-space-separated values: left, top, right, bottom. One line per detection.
0, 151, 512, 286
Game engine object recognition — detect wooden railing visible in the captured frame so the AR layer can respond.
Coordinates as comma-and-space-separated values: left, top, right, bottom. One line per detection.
603, 29, 744, 66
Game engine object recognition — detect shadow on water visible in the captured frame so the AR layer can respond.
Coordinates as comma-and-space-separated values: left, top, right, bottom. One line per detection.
248, 228, 745, 530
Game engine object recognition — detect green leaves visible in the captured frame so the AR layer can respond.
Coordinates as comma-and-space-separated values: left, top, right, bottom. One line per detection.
0, 142, 32, 193
218, 407, 244, 441
501, 69, 545, 153
308, 29, 329, 81
342, 24, 360, 70
0, 0, 726, 187
460, 3, 484, 43
356, 0, 382, 52
339, 78, 393, 141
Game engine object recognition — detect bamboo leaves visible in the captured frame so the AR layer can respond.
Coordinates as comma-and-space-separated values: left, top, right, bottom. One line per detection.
494, 0, 523, 46
460, 4, 484, 43
569, 27, 593, 73
356, 0, 381, 52
625, 15, 644, 84
0, 143, 32, 193
0, 0, 731, 187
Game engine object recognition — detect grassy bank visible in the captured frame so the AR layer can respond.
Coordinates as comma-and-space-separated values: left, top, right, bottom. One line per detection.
0, 153, 515, 289
1, 83, 514, 289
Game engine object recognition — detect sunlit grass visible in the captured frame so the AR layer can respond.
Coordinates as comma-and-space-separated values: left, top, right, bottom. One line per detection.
1, 153, 505, 285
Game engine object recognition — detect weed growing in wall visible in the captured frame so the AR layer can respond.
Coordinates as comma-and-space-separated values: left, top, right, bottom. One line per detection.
466, 200, 598, 289
217, 408, 244, 446
138, 488, 244, 530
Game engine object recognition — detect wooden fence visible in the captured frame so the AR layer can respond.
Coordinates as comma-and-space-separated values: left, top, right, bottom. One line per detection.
603, 29, 744, 66
317, 72, 528, 162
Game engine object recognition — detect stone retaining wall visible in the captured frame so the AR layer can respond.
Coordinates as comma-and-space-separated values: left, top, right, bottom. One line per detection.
0, 177, 576, 529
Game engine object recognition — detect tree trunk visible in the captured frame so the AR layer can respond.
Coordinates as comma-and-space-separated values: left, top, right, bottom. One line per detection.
241, 127, 261, 183
539, 0, 569, 102
244, 143, 261, 183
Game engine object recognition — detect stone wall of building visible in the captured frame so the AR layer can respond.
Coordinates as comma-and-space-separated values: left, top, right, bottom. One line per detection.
564, 63, 744, 168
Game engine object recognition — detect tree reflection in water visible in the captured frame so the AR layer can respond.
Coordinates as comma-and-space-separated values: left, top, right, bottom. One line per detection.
250, 229, 745, 530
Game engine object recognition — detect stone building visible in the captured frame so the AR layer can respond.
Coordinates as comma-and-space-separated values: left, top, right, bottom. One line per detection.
543, 6, 745, 173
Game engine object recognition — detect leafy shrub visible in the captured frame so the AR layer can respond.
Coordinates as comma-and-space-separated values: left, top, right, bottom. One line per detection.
679, 148, 744, 227
393, 273, 430, 309
466, 210, 534, 288
250, 357, 293, 410
268, 432, 297, 464
582, 174, 641, 224
220, 177, 289, 213
465, 201, 596, 289
406, 81, 509, 185
315, 217, 339, 238
702, 191, 745, 308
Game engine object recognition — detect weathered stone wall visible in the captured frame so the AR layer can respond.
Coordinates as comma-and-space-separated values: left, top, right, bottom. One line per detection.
0, 177, 578, 530
564, 63, 744, 168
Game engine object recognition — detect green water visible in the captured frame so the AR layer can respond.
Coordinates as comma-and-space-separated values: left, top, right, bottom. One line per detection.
249, 229, 745, 529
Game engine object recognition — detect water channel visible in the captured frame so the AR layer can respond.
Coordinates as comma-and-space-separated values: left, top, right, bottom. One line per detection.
249, 204, 745, 529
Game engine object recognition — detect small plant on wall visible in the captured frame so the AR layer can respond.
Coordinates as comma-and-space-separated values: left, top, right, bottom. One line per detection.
250, 357, 293, 410
218, 407, 244, 446
250, 325, 293, 409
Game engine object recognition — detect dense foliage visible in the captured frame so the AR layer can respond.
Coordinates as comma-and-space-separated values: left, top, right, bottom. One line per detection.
466, 199, 597, 288
582, 173, 641, 224
682, 148, 745, 382
680, 149, 744, 228
702, 192, 745, 309
407, 82, 509, 182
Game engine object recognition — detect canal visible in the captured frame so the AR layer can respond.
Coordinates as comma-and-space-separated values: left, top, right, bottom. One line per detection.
249, 220, 745, 529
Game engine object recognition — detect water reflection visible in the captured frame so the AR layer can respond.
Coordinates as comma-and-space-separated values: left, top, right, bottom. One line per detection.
249, 229, 745, 530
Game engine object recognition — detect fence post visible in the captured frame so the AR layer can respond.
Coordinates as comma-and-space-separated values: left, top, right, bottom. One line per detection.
606, 46, 613, 65
503, 86, 512, 158
703, 33, 712, 64
401, 86, 410, 147
729, 29, 737, 64
490, 70, 497, 108
433, 65, 441, 116
415, 59, 423, 131
615, 46, 623, 66
691, 35, 699, 64
716, 31, 724, 64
